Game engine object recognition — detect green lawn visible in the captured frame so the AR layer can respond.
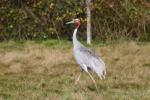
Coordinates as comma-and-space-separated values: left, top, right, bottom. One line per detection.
0, 40, 150, 100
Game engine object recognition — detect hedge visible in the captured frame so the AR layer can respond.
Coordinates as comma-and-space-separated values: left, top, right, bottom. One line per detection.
0, 0, 149, 41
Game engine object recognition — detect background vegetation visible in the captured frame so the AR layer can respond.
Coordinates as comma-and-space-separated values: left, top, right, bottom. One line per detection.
0, 0, 150, 41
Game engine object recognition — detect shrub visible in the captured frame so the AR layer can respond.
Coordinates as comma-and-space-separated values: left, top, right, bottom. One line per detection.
0, 0, 149, 41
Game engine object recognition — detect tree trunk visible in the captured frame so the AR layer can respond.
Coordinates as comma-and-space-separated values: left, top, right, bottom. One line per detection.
86, 0, 92, 44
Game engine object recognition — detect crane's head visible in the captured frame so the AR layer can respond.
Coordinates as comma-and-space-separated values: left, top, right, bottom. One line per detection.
66, 19, 80, 28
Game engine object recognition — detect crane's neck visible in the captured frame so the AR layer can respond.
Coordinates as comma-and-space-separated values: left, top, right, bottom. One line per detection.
72, 28, 82, 48
73, 28, 78, 44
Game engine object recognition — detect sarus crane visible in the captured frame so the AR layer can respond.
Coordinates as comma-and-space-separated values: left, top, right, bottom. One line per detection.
66, 19, 106, 90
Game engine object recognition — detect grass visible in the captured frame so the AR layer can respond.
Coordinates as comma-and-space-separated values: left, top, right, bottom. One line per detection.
0, 40, 150, 100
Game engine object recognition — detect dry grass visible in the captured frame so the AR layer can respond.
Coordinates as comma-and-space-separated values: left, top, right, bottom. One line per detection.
0, 40, 150, 100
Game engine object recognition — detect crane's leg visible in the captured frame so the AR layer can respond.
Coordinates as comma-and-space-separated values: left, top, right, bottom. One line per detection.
75, 73, 82, 85
75, 67, 84, 85
87, 71, 98, 92
82, 64, 98, 91
83, 64, 98, 92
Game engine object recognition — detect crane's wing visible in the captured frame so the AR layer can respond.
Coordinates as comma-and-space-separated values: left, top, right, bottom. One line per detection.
80, 47, 99, 59
79, 46, 106, 79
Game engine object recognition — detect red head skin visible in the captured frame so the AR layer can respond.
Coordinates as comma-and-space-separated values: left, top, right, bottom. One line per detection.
74, 19, 80, 28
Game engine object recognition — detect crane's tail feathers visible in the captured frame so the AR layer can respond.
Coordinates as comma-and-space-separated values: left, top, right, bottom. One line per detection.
104, 70, 106, 75
90, 58, 106, 80
99, 75, 105, 80
102, 74, 105, 79
98, 70, 106, 80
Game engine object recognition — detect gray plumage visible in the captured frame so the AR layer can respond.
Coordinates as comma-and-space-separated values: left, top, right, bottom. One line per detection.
73, 28, 106, 79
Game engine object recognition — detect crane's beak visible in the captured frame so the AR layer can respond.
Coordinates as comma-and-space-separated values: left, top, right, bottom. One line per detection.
66, 20, 74, 24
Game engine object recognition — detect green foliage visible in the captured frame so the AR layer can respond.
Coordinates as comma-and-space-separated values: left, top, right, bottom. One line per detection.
0, 0, 149, 41
92, 0, 150, 40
